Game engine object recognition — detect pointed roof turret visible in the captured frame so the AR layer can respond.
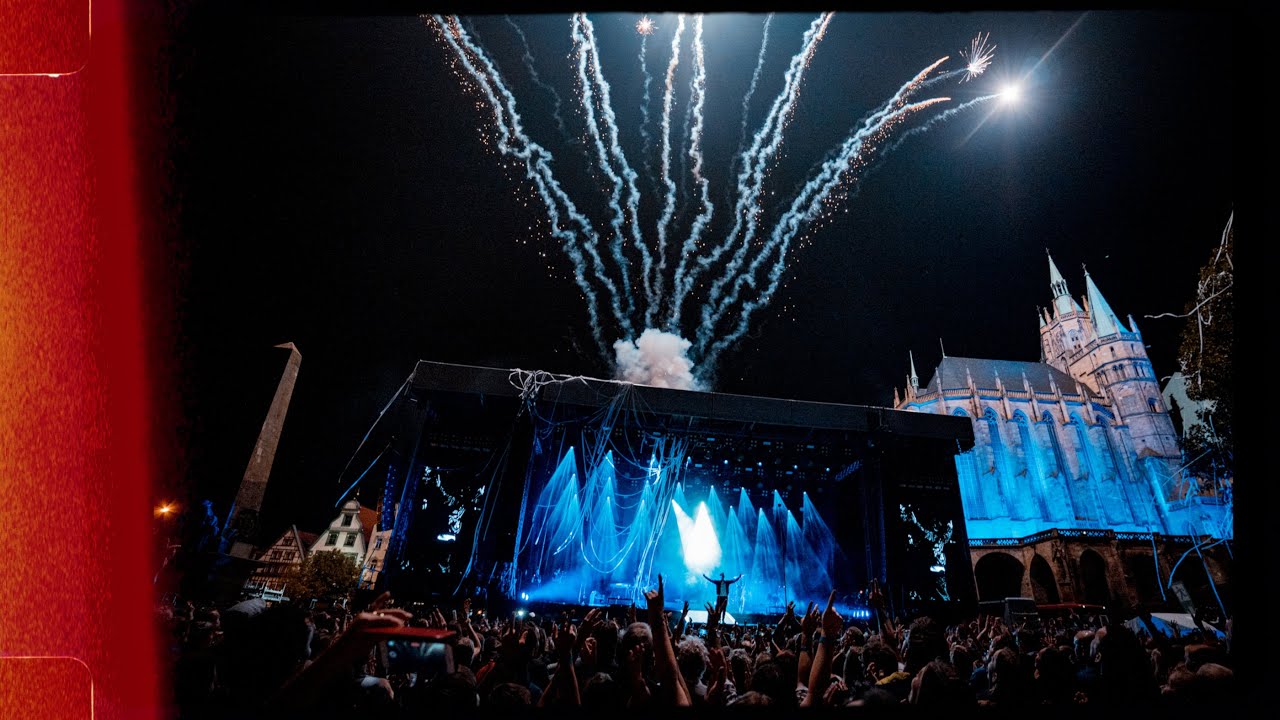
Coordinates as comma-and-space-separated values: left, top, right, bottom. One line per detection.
1037, 306, 1046, 328
1083, 266, 1124, 338
909, 351, 919, 388
1047, 251, 1082, 316
1127, 313, 1142, 337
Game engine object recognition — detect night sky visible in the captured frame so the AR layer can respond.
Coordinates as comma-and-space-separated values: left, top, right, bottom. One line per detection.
157, 9, 1235, 542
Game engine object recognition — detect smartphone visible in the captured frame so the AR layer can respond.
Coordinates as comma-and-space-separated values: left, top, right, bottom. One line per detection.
366, 627, 457, 678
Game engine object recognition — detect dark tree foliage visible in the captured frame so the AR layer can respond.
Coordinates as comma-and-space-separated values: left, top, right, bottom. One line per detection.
1176, 215, 1232, 467
284, 549, 360, 601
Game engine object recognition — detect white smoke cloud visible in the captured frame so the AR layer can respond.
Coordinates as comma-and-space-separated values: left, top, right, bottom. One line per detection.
613, 328, 705, 391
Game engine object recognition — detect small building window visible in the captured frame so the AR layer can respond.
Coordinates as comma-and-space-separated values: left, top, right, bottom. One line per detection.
344, 533, 357, 547
1148, 398, 1160, 413
270, 549, 284, 561
341, 514, 354, 527
326, 532, 338, 546
375, 537, 383, 550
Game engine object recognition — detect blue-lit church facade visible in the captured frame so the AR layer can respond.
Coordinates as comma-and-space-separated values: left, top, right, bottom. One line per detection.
895, 255, 1231, 544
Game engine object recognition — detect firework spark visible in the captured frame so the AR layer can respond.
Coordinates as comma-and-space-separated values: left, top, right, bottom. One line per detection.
960, 31, 996, 81
636, 16, 656, 36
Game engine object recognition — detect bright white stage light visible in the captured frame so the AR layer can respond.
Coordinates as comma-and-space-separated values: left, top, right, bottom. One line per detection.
672, 500, 722, 574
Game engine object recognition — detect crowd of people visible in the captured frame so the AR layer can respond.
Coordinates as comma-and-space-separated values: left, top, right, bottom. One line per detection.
161, 576, 1236, 717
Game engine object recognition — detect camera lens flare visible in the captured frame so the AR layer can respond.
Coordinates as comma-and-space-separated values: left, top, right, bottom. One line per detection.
1000, 83, 1023, 104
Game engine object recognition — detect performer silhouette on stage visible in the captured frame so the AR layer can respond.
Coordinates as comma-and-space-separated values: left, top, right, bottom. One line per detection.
703, 572, 742, 602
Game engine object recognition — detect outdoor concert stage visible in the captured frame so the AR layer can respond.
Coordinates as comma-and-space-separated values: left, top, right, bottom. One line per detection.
356, 361, 978, 618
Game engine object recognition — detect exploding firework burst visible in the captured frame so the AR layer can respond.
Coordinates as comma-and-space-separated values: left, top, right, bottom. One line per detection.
636, 16, 656, 36
960, 31, 995, 81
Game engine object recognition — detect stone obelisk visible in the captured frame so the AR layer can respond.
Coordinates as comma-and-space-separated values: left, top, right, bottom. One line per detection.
227, 342, 301, 559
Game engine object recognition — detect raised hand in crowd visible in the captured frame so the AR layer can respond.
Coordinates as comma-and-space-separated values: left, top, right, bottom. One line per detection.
705, 597, 725, 649
269, 599, 413, 711
706, 645, 730, 705
802, 590, 843, 707
539, 621, 581, 707
644, 574, 691, 706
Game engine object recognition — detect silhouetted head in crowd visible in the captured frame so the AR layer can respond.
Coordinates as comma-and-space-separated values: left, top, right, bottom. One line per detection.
727, 690, 771, 706
1184, 643, 1227, 672
1015, 627, 1043, 656
949, 644, 973, 676
986, 647, 1032, 705
676, 636, 710, 691
219, 603, 312, 707
618, 622, 654, 674
592, 620, 620, 670
1034, 645, 1075, 704
861, 640, 900, 681
903, 617, 946, 674
855, 687, 899, 706
1074, 630, 1096, 664
1097, 624, 1158, 704
423, 670, 478, 712
748, 660, 793, 706
910, 659, 962, 705
582, 672, 624, 709
728, 647, 753, 691
453, 636, 475, 668
487, 682, 532, 708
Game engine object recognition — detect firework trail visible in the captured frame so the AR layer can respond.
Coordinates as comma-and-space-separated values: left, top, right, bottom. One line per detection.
732, 14, 774, 182
875, 95, 999, 162
685, 13, 833, 332
427, 15, 617, 360
700, 95, 953, 370
810, 93, 1000, 214
653, 14, 687, 322
578, 14, 653, 329
666, 15, 715, 330
699, 56, 952, 354
504, 15, 569, 142
571, 14, 640, 334
638, 33, 653, 159
679, 71, 695, 209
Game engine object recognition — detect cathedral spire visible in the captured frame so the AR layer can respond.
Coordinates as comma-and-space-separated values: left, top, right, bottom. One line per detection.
1047, 251, 1081, 316
909, 351, 919, 388
1083, 266, 1124, 338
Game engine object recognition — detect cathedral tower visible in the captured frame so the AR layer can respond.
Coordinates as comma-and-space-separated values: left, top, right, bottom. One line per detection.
1039, 256, 1179, 461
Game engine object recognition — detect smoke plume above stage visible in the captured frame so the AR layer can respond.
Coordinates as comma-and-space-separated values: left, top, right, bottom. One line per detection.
613, 329, 703, 390
424, 14, 1003, 385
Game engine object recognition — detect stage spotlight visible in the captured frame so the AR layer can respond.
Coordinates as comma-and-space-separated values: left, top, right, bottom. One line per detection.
520, 592, 530, 601
516, 609, 526, 617
930, 564, 945, 573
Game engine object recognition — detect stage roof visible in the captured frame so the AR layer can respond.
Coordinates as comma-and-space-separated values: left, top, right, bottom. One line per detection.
407, 360, 974, 445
